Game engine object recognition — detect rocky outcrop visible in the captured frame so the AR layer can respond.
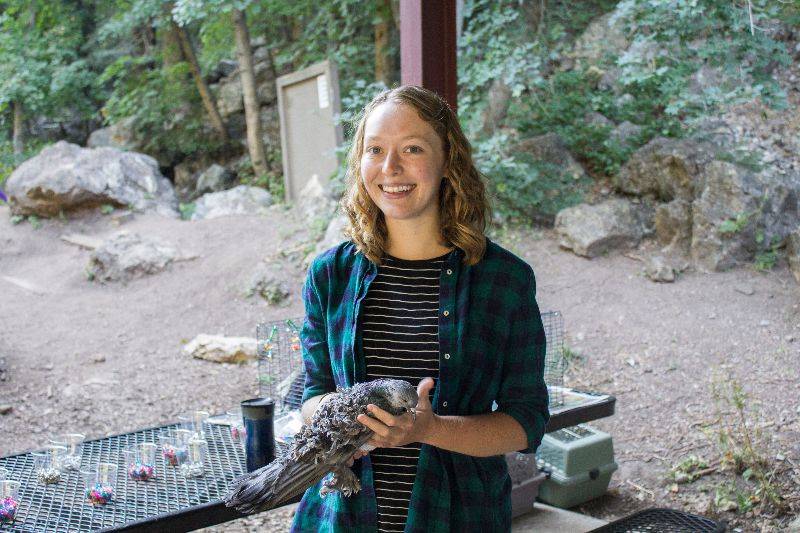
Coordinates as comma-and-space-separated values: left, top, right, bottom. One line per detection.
191, 185, 274, 220
87, 231, 188, 283
555, 198, 654, 258
515, 132, 588, 181
4, 141, 178, 218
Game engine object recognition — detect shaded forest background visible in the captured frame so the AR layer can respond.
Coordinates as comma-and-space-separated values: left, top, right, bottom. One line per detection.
2, 0, 798, 224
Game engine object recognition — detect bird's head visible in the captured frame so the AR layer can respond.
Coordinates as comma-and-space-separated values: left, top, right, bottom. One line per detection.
366, 379, 418, 416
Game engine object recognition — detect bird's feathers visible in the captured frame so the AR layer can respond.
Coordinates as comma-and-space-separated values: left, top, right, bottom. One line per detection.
224, 378, 417, 514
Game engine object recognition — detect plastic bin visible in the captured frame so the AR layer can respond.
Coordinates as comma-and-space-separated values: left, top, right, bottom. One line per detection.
535, 424, 617, 508
506, 451, 547, 517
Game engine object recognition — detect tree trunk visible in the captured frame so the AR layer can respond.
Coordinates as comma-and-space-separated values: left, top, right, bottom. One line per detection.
232, 8, 268, 178
374, 0, 396, 85
12, 101, 24, 157
173, 22, 229, 142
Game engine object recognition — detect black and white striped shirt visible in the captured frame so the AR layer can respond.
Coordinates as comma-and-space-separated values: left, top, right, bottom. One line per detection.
362, 251, 448, 533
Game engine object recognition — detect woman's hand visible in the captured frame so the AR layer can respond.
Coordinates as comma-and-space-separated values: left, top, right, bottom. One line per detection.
355, 377, 437, 450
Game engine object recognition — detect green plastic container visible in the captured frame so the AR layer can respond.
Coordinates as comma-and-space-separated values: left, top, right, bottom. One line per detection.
535, 424, 617, 508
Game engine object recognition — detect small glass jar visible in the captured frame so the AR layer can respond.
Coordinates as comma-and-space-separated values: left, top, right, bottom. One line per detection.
33, 449, 63, 484
82, 464, 116, 505
179, 439, 208, 478
50, 433, 84, 471
0, 480, 20, 523
123, 443, 157, 481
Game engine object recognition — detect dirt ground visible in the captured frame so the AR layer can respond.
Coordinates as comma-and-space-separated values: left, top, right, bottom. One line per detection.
1, 205, 798, 531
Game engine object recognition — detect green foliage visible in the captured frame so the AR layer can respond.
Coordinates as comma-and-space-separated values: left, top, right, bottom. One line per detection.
614, 0, 794, 122
178, 202, 196, 220
0, 139, 50, 189
473, 131, 589, 222
706, 374, 787, 513
99, 57, 224, 163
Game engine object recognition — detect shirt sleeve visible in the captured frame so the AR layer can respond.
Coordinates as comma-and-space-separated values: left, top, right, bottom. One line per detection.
495, 267, 550, 454
300, 261, 336, 403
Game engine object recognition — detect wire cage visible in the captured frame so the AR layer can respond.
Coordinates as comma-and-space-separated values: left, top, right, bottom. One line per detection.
256, 318, 306, 414
541, 310, 566, 409
257, 310, 567, 413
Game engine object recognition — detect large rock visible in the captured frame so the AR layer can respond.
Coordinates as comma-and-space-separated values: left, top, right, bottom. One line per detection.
191, 185, 274, 220
615, 137, 717, 201
4, 141, 178, 218
195, 164, 235, 196
183, 334, 257, 364
691, 161, 768, 271
86, 117, 139, 151
654, 199, 692, 251
87, 231, 182, 283
216, 76, 244, 117
555, 198, 654, 258
571, 11, 629, 68
515, 133, 588, 181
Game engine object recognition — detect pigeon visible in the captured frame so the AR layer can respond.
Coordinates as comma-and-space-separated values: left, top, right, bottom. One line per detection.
224, 378, 418, 514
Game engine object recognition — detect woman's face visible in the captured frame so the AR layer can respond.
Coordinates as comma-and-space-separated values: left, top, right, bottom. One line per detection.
360, 101, 446, 226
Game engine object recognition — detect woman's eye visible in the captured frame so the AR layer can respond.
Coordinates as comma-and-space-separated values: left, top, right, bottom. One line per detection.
366, 146, 381, 155
406, 146, 423, 154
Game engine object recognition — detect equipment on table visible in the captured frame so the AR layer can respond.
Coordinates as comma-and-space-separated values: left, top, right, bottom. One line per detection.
535, 424, 617, 509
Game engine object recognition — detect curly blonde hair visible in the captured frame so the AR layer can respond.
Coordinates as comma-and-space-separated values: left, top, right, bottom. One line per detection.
341, 85, 491, 266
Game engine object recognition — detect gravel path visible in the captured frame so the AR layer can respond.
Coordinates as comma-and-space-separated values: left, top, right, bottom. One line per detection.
1, 206, 798, 531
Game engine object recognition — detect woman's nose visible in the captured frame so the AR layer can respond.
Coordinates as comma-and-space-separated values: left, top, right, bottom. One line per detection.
382, 150, 401, 175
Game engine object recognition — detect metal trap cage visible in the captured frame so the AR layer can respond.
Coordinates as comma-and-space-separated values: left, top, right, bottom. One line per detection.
256, 318, 306, 414
541, 310, 566, 408
258, 310, 567, 412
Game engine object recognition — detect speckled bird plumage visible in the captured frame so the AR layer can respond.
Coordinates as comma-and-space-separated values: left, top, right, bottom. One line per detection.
224, 378, 418, 514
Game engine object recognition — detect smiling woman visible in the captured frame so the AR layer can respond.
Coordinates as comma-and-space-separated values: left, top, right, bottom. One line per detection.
294, 85, 549, 533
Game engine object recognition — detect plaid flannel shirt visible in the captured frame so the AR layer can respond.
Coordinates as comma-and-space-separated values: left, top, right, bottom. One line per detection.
291, 238, 549, 532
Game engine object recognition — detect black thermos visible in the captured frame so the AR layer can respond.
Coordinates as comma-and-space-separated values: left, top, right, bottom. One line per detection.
241, 397, 276, 472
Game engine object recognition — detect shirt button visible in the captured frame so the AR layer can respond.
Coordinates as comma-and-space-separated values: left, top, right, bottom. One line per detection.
443, 310, 449, 317
442, 401, 448, 407
446, 269, 453, 275
444, 353, 450, 360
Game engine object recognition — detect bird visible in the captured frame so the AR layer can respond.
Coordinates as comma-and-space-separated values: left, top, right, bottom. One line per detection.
224, 378, 419, 514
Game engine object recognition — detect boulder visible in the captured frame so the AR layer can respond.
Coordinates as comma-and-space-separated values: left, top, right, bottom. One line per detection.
571, 11, 629, 68
4, 141, 178, 218
786, 229, 800, 284
691, 161, 800, 271
305, 214, 350, 268
555, 198, 654, 258
183, 334, 257, 364
195, 164, 235, 196
610, 121, 643, 148
216, 76, 244, 117
87, 117, 139, 151
654, 199, 692, 251
643, 255, 676, 283
515, 133, 588, 181
173, 157, 212, 202
614, 137, 717, 201
87, 231, 181, 283
191, 185, 273, 220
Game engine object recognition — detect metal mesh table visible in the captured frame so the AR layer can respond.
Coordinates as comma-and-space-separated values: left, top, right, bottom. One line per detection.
589, 507, 726, 532
0, 422, 261, 532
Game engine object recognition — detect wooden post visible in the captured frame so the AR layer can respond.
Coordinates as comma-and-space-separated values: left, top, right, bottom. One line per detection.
399, 0, 457, 112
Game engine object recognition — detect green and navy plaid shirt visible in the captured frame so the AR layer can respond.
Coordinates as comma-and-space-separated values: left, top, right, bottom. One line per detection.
291, 238, 549, 532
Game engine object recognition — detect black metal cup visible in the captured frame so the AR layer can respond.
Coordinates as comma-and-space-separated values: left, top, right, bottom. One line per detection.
240, 398, 276, 472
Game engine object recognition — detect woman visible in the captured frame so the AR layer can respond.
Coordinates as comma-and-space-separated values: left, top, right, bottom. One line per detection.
292, 85, 549, 532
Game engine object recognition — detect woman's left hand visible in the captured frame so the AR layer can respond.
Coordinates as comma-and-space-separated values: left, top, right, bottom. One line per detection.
356, 377, 437, 448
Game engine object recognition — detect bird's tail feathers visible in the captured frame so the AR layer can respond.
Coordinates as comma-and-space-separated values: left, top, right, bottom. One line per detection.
223, 457, 327, 514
